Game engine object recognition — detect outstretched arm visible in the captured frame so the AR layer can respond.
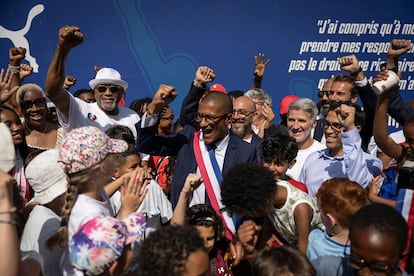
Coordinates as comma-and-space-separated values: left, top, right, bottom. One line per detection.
179, 66, 215, 127
45, 26, 83, 118
170, 173, 203, 225
373, 70, 404, 161
250, 53, 270, 89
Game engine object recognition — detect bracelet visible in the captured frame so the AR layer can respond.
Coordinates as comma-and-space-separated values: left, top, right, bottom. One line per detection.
0, 219, 17, 225
8, 64, 20, 74
0, 207, 17, 215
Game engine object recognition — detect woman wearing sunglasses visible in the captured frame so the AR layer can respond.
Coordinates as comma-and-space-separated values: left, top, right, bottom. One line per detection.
16, 83, 62, 151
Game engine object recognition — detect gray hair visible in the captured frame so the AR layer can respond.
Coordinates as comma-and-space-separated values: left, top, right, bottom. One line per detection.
288, 98, 318, 123
245, 88, 272, 106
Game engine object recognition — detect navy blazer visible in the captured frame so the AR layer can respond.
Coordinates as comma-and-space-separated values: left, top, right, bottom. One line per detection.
136, 123, 258, 208
137, 82, 258, 208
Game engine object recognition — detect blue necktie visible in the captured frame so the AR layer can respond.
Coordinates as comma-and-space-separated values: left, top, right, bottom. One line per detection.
206, 144, 222, 183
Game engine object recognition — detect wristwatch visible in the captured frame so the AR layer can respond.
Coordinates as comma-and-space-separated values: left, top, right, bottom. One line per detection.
350, 67, 362, 78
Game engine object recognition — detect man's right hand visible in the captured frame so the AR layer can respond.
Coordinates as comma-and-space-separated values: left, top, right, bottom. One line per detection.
148, 84, 177, 115
194, 66, 215, 87
58, 26, 84, 51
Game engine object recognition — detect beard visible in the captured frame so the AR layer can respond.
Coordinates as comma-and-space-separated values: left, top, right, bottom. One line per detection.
231, 118, 250, 138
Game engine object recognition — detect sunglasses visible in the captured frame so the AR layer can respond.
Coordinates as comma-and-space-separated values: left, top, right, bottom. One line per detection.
96, 85, 122, 93
20, 98, 46, 110
317, 90, 331, 98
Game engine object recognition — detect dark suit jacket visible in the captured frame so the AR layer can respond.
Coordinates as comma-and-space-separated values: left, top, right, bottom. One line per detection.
136, 123, 258, 208
251, 132, 263, 163
137, 83, 258, 208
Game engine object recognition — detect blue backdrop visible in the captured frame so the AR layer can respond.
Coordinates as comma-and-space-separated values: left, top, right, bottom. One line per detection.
1, 0, 413, 131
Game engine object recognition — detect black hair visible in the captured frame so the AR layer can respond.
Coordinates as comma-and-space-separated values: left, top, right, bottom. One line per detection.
227, 90, 245, 100
261, 132, 298, 164
105, 125, 135, 146
0, 104, 29, 160
138, 225, 207, 276
116, 144, 140, 166
73, 88, 94, 98
328, 101, 365, 128
253, 246, 316, 276
221, 163, 276, 218
350, 203, 408, 256
185, 204, 225, 241
129, 97, 152, 117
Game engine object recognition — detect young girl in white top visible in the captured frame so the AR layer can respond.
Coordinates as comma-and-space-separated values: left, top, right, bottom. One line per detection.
46, 126, 147, 275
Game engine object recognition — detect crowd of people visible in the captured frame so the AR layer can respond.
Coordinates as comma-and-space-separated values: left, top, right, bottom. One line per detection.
0, 24, 413, 275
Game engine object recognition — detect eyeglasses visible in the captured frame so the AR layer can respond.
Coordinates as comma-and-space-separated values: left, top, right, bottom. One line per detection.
347, 254, 398, 275
233, 109, 254, 116
323, 121, 343, 131
343, 238, 400, 276
195, 113, 229, 124
317, 90, 331, 98
20, 98, 46, 110
96, 85, 122, 93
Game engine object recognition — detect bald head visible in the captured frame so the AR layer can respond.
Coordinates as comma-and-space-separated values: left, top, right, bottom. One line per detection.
201, 92, 233, 114
233, 96, 256, 112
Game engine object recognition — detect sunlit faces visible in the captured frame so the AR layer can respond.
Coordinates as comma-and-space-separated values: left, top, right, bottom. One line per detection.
197, 101, 230, 145
324, 110, 344, 157
182, 249, 209, 276
329, 81, 356, 103
231, 96, 255, 138
195, 225, 216, 253
0, 109, 24, 145
21, 89, 47, 126
94, 84, 123, 114
319, 79, 333, 117
114, 154, 140, 178
287, 109, 315, 147
77, 91, 96, 103
349, 227, 401, 276
263, 160, 293, 180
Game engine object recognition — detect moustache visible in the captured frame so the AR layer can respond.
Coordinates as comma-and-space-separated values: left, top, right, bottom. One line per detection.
231, 118, 245, 124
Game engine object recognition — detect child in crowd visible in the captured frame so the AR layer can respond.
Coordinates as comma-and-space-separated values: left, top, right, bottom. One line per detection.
261, 131, 307, 192
108, 145, 172, 241
306, 178, 368, 260
0, 105, 30, 202
46, 126, 148, 275
221, 162, 322, 257
253, 245, 316, 276
171, 173, 234, 275
312, 203, 410, 276
20, 149, 67, 276
138, 225, 209, 276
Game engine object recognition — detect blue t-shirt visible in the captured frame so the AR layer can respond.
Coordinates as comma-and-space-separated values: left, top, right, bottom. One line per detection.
307, 228, 349, 260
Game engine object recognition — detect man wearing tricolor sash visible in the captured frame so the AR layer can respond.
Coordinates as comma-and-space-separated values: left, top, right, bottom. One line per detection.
136, 66, 258, 241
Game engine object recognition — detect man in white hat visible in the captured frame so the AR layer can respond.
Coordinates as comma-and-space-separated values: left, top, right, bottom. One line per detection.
45, 26, 140, 138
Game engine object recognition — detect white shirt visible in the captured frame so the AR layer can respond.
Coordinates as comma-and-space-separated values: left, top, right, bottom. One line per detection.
20, 205, 63, 276
287, 140, 326, 181
62, 192, 112, 276
57, 92, 140, 138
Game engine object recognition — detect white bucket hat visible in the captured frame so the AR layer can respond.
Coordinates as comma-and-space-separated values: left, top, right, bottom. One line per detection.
89, 68, 128, 91
26, 149, 68, 204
